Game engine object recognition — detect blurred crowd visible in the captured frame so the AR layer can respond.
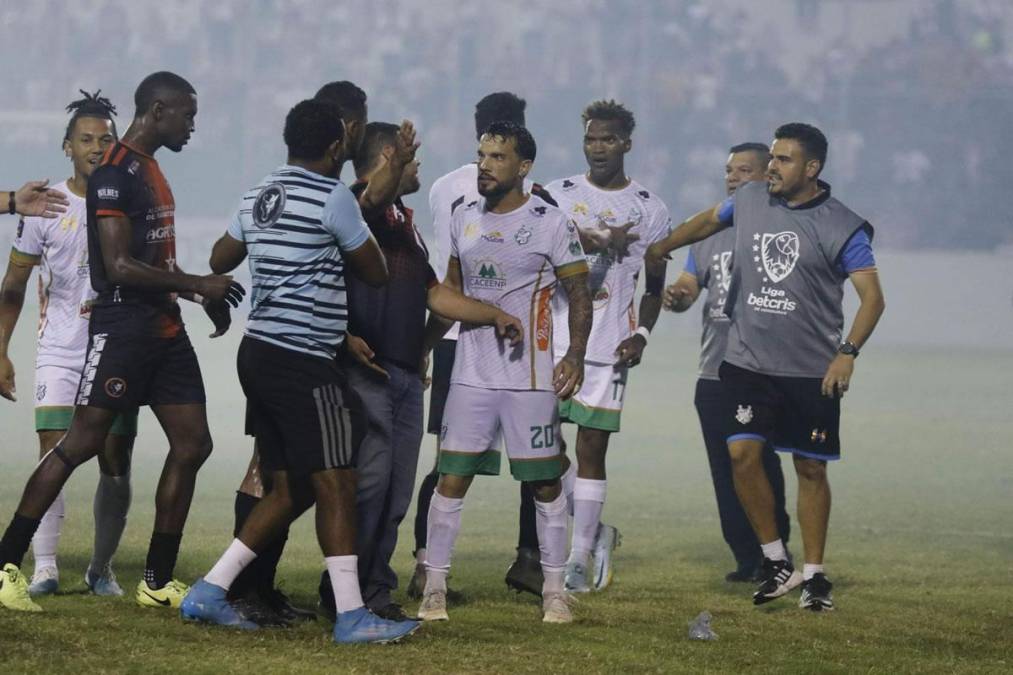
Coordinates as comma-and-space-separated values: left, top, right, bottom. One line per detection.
1, 0, 1010, 250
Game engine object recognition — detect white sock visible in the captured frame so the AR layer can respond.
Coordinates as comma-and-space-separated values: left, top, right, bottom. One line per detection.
760, 539, 788, 562
560, 463, 577, 515
326, 555, 364, 613
423, 490, 463, 594
204, 539, 257, 590
803, 563, 824, 581
90, 472, 131, 573
32, 489, 65, 572
568, 478, 606, 566
535, 491, 568, 595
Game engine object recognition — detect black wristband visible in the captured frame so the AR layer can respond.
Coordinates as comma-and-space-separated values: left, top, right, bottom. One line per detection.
7, 191, 14, 215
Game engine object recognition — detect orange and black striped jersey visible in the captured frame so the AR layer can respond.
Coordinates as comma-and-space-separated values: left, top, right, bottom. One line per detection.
86, 140, 182, 337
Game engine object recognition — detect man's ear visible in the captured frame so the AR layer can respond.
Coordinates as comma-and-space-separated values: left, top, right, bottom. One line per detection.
150, 99, 165, 122
806, 158, 822, 180
518, 159, 533, 179
63, 139, 72, 157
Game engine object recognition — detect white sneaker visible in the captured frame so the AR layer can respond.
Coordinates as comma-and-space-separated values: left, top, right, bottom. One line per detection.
28, 566, 59, 596
592, 523, 622, 591
417, 589, 449, 621
541, 592, 574, 624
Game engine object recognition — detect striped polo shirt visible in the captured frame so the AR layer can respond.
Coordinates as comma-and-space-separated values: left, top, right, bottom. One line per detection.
227, 164, 370, 360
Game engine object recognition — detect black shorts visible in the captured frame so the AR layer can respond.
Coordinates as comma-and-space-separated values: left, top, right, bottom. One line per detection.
76, 330, 206, 410
718, 361, 841, 461
426, 339, 456, 435
238, 336, 364, 475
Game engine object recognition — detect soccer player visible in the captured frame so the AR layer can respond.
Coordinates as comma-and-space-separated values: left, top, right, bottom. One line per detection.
647, 123, 886, 611
416, 121, 592, 624
181, 99, 418, 644
663, 142, 791, 582
0, 71, 244, 613
0, 91, 135, 598
537, 100, 670, 593
4, 181, 69, 218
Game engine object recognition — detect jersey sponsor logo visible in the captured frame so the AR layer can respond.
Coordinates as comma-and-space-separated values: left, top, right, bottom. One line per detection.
514, 226, 532, 245
735, 404, 753, 425
146, 224, 175, 243
761, 231, 800, 283
97, 187, 119, 200
253, 183, 286, 229
469, 259, 506, 289
535, 287, 552, 351
746, 286, 797, 314
482, 230, 504, 243
104, 377, 127, 398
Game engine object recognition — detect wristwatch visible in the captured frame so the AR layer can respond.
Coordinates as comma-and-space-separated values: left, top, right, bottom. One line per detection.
838, 341, 859, 358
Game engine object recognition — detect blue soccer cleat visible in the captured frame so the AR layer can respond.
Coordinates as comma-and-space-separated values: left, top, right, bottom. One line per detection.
180, 578, 258, 630
333, 606, 420, 644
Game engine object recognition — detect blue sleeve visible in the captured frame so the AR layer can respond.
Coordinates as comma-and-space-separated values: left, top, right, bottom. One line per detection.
683, 250, 697, 276
717, 197, 734, 226
837, 228, 876, 275
321, 184, 370, 251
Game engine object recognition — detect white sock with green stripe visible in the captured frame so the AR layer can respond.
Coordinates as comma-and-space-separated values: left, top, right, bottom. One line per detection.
424, 490, 463, 593
568, 478, 606, 566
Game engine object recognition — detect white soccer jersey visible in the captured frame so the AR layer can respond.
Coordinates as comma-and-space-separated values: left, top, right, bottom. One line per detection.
428, 162, 533, 340
11, 181, 94, 370
449, 194, 587, 391
545, 174, 671, 363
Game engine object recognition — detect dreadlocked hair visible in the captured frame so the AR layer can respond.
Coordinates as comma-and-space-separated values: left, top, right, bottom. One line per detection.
64, 89, 118, 143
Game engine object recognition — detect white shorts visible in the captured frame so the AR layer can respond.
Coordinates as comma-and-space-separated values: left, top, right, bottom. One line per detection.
557, 361, 628, 432
438, 383, 562, 481
35, 363, 137, 434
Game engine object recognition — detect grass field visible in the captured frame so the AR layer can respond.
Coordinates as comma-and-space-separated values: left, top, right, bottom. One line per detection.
0, 307, 1011, 674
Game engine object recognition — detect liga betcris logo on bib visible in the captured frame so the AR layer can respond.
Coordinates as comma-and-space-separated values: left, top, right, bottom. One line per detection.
536, 288, 552, 351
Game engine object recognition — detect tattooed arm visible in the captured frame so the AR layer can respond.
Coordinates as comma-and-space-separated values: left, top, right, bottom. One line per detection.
553, 270, 592, 399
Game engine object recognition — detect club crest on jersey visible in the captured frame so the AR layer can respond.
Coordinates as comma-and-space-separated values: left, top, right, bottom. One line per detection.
482, 230, 504, 244
253, 183, 286, 229
735, 404, 753, 425
514, 227, 532, 245
469, 259, 506, 289
761, 231, 800, 282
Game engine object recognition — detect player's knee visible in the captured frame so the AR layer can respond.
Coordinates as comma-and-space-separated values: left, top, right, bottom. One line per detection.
436, 473, 471, 499
527, 479, 562, 503
727, 441, 762, 471
172, 434, 213, 468
793, 456, 827, 482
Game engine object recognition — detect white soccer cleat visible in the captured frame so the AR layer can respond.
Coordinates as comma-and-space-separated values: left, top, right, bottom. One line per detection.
417, 589, 449, 621
592, 523, 622, 591
541, 592, 574, 624
28, 566, 59, 597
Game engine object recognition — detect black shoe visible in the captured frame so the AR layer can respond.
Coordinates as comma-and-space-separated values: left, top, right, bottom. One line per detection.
370, 602, 410, 622
798, 573, 834, 611
232, 591, 290, 627
262, 587, 316, 623
752, 557, 803, 605
318, 570, 337, 622
505, 547, 543, 597
725, 565, 762, 583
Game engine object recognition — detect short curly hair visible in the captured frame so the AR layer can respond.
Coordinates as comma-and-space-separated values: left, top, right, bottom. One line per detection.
283, 99, 344, 161
582, 99, 635, 137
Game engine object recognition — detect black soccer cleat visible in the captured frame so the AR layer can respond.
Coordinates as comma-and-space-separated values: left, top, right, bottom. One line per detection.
505, 547, 543, 597
262, 587, 316, 623
752, 557, 803, 605
798, 573, 835, 611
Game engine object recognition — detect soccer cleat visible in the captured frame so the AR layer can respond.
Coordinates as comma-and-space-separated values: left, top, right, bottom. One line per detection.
564, 560, 592, 593
135, 578, 189, 609
505, 547, 543, 596
333, 606, 420, 644
591, 523, 622, 591
262, 587, 316, 623
799, 573, 835, 612
725, 564, 762, 583
541, 592, 574, 624
28, 566, 59, 597
0, 563, 43, 612
417, 589, 449, 621
371, 602, 410, 622
406, 563, 426, 600
180, 579, 258, 629
85, 565, 124, 597
752, 557, 803, 605
231, 590, 289, 627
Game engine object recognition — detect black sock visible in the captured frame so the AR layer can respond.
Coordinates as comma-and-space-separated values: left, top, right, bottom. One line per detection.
413, 469, 439, 554
517, 482, 539, 550
144, 531, 183, 589
0, 514, 42, 569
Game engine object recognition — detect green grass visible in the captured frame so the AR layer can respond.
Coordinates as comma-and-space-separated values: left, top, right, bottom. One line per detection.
0, 319, 1011, 673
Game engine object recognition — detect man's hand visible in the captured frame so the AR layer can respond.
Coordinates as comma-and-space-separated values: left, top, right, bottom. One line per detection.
663, 282, 689, 311
614, 333, 647, 368
346, 333, 389, 379
553, 353, 584, 400
13, 180, 69, 218
0, 355, 16, 401
392, 120, 420, 166
494, 310, 523, 347
419, 351, 432, 389
821, 354, 855, 398
203, 298, 233, 338
606, 221, 640, 262
195, 275, 245, 307
645, 242, 671, 269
